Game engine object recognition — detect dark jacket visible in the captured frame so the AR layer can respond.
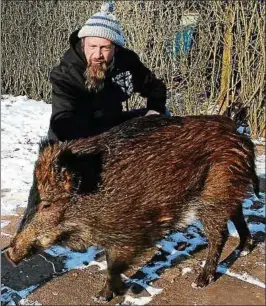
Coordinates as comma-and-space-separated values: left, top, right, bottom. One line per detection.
48, 30, 166, 141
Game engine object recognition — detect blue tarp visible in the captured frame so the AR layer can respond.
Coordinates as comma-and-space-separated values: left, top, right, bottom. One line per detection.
165, 25, 196, 59
174, 25, 195, 54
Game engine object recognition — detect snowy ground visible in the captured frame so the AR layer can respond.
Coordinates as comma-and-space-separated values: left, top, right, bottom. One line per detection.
1, 95, 265, 305
1, 95, 51, 215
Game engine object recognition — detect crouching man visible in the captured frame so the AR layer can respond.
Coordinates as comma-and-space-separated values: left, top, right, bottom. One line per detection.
48, 2, 167, 142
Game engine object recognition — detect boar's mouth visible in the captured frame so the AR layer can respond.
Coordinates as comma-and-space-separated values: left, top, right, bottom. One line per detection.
4, 249, 20, 267
5, 244, 40, 266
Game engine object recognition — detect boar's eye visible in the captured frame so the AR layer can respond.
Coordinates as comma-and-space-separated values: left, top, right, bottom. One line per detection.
39, 201, 51, 211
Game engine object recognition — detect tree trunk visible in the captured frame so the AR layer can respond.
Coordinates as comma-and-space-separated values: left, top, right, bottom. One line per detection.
218, 5, 235, 114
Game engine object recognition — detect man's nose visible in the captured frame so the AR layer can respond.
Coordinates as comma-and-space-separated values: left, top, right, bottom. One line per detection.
94, 47, 102, 59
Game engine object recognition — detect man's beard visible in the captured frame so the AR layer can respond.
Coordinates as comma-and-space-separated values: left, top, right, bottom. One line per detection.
84, 61, 108, 93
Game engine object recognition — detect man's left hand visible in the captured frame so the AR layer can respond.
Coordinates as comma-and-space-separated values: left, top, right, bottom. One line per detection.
145, 110, 160, 116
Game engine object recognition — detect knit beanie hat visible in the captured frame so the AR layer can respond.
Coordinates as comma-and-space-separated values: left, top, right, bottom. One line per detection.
78, 2, 125, 47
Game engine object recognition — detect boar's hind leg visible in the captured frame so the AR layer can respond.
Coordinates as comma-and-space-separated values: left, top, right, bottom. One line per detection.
96, 247, 133, 302
231, 205, 254, 255
192, 217, 228, 288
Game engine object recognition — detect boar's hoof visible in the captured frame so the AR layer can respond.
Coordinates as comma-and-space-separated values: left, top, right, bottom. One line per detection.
93, 287, 114, 303
191, 273, 215, 289
239, 249, 251, 257
94, 281, 127, 303
92, 294, 112, 304
239, 239, 255, 257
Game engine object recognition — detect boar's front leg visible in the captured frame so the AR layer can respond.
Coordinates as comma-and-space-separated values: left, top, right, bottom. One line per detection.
96, 246, 135, 302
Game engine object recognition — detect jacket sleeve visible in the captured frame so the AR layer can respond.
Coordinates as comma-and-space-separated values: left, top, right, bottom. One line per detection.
131, 53, 167, 114
49, 66, 92, 141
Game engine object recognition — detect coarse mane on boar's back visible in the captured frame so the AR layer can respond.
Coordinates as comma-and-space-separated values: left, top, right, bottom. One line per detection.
6, 114, 259, 302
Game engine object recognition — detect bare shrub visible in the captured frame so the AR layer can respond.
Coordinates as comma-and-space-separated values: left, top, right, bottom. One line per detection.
1, 0, 265, 137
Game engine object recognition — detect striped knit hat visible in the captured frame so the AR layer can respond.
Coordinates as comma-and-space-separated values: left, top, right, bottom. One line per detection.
78, 2, 125, 47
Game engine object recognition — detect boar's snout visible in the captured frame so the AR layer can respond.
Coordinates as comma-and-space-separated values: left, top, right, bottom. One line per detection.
6, 230, 40, 265
6, 239, 41, 265
5, 246, 26, 266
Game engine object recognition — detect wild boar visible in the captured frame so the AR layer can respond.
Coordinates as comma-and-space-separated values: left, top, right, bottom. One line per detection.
6, 115, 258, 301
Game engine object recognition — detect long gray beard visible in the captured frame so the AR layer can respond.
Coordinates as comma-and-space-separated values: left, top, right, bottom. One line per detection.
84, 62, 108, 93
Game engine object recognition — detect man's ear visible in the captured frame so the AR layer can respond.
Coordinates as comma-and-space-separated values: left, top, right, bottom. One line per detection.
114, 44, 120, 53
56, 149, 103, 194
81, 37, 85, 50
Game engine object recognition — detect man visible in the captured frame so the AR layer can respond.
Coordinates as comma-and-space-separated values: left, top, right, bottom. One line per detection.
48, 2, 167, 142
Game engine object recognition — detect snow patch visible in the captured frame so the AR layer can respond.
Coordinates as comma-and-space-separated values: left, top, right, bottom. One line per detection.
45, 245, 106, 271
199, 260, 266, 289
1, 95, 51, 215
1, 220, 10, 229
256, 155, 266, 178
253, 138, 266, 145
123, 295, 153, 305
19, 298, 42, 305
182, 267, 192, 275
217, 265, 266, 289
1, 285, 39, 306
227, 221, 239, 237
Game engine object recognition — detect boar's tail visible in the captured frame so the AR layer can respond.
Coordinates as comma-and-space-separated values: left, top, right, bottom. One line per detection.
240, 135, 260, 199
252, 169, 260, 199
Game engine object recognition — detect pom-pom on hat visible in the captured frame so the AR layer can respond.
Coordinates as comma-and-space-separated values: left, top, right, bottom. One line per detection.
78, 2, 125, 47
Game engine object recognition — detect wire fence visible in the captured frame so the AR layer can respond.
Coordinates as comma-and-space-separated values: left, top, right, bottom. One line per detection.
1, 0, 265, 137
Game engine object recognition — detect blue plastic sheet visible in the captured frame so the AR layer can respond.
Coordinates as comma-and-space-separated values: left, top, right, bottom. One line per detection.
174, 25, 195, 54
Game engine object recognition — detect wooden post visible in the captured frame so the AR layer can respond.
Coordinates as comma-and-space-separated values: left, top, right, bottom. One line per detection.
218, 4, 235, 114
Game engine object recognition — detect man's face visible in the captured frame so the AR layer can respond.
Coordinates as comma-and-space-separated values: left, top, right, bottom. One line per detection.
83, 36, 115, 65
82, 37, 115, 92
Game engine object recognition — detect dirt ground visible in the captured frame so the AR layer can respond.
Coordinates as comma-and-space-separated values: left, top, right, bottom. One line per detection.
1, 233, 265, 305
1, 144, 265, 305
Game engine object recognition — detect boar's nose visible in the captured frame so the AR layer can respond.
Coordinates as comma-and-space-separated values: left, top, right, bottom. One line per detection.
3, 248, 18, 267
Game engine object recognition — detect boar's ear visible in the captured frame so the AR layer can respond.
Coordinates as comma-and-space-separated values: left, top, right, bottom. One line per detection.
39, 138, 56, 155
56, 149, 103, 194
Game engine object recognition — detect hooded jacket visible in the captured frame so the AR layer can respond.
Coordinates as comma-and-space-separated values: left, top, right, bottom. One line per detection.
48, 30, 166, 141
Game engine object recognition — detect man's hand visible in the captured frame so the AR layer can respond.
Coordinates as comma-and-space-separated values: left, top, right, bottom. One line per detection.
145, 110, 160, 116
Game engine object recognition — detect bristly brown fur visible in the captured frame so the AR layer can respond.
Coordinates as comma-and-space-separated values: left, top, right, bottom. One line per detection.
8, 114, 259, 301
